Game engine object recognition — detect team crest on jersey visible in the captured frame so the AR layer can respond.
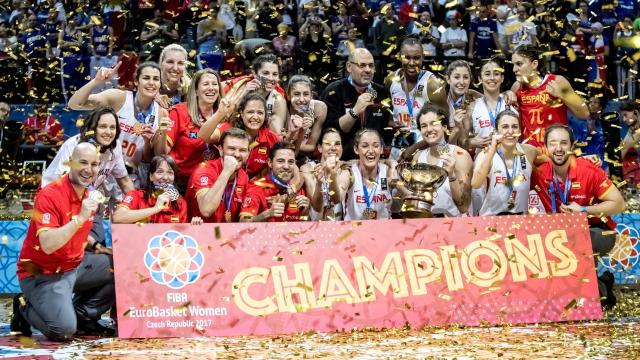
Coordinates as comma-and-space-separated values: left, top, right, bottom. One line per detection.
189, 131, 198, 139
243, 197, 252, 207
258, 147, 267, 155
124, 195, 134, 204
42, 213, 51, 224
416, 85, 424, 97
200, 176, 209, 186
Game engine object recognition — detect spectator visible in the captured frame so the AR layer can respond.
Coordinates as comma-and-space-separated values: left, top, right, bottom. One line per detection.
337, 26, 365, 60
440, 10, 467, 58
0, 102, 22, 205
0, 21, 17, 54
23, 104, 63, 148
587, 22, 607, 84
196, 11, 225, 55
272, 23, 296, 81
410, 11, 440, 58
59, 18, 87, 102
468, 0, 500, 59
140, 8, 179, 62
218, 0, 239, 43
331, 2, 352, 46
298, 11, 334, 89
372, 4, 403, 77
495, 3, 514, 51
507, 4, 538, 51
21, 14, 49, 102
615, 16, 637, 98
89, 13, 117, 93
255, 0, 281, 40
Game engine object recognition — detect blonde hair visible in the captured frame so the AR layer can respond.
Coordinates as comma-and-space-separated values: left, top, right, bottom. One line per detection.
159, 43, 191, 93
186, 69, 224, 127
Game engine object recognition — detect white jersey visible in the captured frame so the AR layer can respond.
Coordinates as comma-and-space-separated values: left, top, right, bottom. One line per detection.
477, 144, 532, 215
390, 69, 433, 130
417, 147, 461, 217
116, 91, 160, 167
42, 134, 128, 190
344, 163, 393, 220
471, 95, 515, 140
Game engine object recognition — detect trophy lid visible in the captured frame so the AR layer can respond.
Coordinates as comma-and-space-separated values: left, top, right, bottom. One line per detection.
396, 163, 448, 189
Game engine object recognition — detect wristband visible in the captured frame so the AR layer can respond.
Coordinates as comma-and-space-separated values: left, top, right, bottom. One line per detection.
348, 108, 358, 120
581, 205, 587, 213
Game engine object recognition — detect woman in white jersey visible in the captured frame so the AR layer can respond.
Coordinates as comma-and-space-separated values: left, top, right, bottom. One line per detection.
445, 60, 481, 147
301, 128, 346, 220
386, 35, 446, 160
42, 107, 134, 196
286, 75, 327, 156
334, 129, 404, 220
68, 62, 168, 187
465, 59, 517, 151
412, 104, 473, 216
472, 110, 537, 215
223, 54, 288, 135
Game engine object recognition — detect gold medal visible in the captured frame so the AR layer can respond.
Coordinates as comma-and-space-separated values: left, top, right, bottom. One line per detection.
132, 121, 144, 135
362, 207, 373, 220
224, 210, 232, 222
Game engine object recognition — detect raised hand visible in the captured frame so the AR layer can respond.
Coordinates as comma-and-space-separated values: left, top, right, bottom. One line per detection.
95, 62, 122, 83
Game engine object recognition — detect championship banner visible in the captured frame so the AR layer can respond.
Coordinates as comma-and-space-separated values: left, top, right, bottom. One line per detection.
113, 214, 602, 338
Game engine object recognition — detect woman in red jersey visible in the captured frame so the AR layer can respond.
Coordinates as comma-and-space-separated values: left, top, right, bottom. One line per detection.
510, 45, 589, 148
113, 155, 203, 224
160, 69, 225, 191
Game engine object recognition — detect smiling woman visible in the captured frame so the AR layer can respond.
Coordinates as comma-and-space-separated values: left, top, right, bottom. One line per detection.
41, 107, 130, 196
67, 62, 169, 188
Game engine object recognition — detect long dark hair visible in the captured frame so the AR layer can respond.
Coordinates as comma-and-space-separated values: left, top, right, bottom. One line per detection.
513, 44, 548, 76
144, 155, 181, 212
233, 93, 268, 130
79, 107, 120, 152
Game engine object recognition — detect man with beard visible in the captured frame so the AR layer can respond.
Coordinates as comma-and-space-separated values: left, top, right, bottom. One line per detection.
11, 142, 115, 340
187, 128, 251, 223
531, 124, 625, 309
240, 142, 310, 222
321, 48, 391, 160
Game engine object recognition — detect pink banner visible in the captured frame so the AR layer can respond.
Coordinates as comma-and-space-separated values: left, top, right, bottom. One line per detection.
113, 214, 602, 338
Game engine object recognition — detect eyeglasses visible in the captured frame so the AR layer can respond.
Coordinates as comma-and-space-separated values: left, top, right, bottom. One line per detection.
349, 61, 375, 70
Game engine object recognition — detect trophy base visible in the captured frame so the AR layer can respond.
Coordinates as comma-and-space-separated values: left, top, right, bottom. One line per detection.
399, 199, 434, 219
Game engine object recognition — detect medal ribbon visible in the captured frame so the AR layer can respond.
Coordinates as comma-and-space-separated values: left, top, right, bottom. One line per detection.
361, 167, 378, 210
497, 148, 519, 201
224, 175, 238, 215
549, 172, 571, 213
403, 70, 424, 119
268, 172, 292, 193
483, 96, 502, 129
135, 93, 156, 125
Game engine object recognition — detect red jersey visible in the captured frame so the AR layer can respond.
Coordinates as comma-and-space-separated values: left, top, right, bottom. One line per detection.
23, 115, 64, 145
17, 175, 93, 280
185, 158, 249, 222
531, 157, 617, 229
516, 74, 568, 148
167, 103, 208, 185
240, 174, 306, 222
118, 189, 188, 223
217, 122, 281, 179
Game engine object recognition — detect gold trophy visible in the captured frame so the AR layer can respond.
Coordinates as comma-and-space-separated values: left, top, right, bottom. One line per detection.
396, 163, 448, 218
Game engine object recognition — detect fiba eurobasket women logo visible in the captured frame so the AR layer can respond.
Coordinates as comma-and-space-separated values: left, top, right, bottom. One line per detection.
601, 224, 640, 272
144, 230, 205, 289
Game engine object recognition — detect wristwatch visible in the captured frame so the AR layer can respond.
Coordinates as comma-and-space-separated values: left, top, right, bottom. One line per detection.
348, 108, 358, 120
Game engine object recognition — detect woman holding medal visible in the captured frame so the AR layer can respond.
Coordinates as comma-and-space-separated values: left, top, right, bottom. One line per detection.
113, 155, 203, 224
203, 93, 282, 179
412, 104, 473, 217
471, 110, 537, 215
286, 75, 327, 156
445, 60, 481, 147
335, 129, 402, 220
223, 54, 288, 134
161, 69, 225, 191
300, 128, 345, 220
465, 59, 516, 151
68, 62, 168, 187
